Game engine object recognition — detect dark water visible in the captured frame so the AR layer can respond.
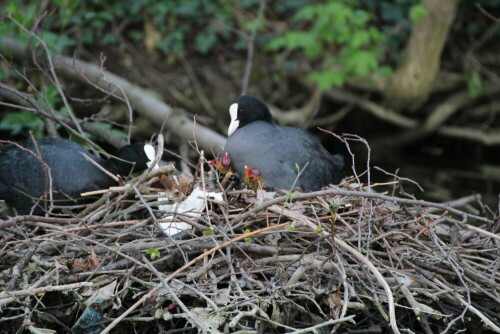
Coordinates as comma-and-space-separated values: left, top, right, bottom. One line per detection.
359, 137, 499, 211
315, 123, 500, 211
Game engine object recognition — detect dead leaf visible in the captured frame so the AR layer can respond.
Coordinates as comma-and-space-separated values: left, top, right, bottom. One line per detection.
326, 291, 342, 319
71, 261, 88, 272
144, 21, 162, 54
89, 248, 100, 270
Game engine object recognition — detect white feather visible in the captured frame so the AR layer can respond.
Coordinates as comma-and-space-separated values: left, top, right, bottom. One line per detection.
227, 103, 240, 136
144, 144, 159, 169
229, 103, 238, 121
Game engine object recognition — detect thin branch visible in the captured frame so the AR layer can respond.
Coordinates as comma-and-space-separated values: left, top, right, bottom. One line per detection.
7, 14, 85, 137
241, 0, 266, 95
0, 37, 226, 153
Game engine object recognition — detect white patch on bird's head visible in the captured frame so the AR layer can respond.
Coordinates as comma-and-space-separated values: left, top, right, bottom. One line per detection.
229, 103, 238, 121
144, 144, 157, 168
228, 103, 240, 136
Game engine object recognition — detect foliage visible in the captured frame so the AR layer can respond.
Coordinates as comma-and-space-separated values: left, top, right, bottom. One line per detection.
0, 0, 235, 55
0, 110, 44, 137
146, 248, 161, 260
267, 0, 387, 89
1, 0, 498, 105
244, 229, 252, 243
0, 84, 61, 137
329, 202, 339, 213
284, 192, 298, 201
466, 69, 483, 98
203, 226, 215, 236
408, 3, 428, 21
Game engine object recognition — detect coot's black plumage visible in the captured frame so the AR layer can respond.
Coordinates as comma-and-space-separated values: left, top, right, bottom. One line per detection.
224, 95, 344, 191
0, 138, 153, 214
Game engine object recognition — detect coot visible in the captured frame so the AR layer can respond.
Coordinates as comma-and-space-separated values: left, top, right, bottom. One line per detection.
0, 138, 153, 214
224, 95, 344, 191
244, 166, 263, 189
209, 153, 232, 174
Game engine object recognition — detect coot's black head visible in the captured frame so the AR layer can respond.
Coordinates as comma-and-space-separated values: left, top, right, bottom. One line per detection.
228, 95, 275, 136
113, 143, 154, 174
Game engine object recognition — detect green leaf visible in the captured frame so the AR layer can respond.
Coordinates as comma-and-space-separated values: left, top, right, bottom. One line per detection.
203, 226, 215, 236
39, 85, 60, 109
293, 5, 316, 21
266, 0, 384, 91
127, 29, 143, 42
195, 31, 217, 54
308, 70, 346, 90
244, 229, 253, 243
466, 69, 482, 98
266, 36, 287, 51
409, 4, 428, 21
102, 32, 118, 45
376, 65, 393, 78
0, 111, 44, 137
288, 221, 297, 231
351, 30, 371, 48
315, 225, 324, 233
329, 203, 339, 213
343, 50, 378, 76
284, 192, 298, 201
146, 248, 161, 260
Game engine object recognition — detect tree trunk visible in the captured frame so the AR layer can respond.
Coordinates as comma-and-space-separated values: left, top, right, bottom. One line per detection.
384, 0, 459, 112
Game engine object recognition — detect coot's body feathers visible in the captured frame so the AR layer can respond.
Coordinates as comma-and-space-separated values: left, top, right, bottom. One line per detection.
0, 138, 151, 214
224, 96, 344, 191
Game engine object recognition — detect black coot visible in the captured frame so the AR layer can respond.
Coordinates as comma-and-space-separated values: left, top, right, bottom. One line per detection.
0, 138, 153, 214
224, 95, 344, 191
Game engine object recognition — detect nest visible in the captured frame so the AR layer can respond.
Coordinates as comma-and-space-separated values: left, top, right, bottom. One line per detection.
0, 158, 498, 334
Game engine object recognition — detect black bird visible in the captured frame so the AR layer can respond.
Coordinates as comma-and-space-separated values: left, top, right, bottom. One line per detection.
0, 138, 153, 214
224, 95, 344, 191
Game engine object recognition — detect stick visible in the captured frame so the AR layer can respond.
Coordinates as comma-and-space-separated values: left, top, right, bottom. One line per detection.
0, 282, 93, 299
81, 152, 119, 182
286, 315, 356, 334
100, 222, 290, 334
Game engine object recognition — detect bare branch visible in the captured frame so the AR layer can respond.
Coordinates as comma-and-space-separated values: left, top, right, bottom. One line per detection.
241, 0, 266, 95
0, 37, 226, 154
